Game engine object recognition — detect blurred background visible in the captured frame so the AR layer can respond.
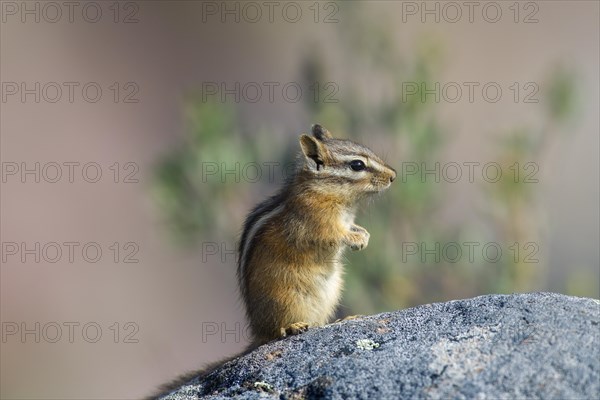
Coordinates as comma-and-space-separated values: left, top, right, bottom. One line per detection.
1, 1, 598, 399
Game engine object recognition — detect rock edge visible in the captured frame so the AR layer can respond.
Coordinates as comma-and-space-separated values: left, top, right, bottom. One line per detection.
160, 292, 600, 400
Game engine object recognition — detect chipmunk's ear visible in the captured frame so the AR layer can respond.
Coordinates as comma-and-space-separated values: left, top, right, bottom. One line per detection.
311, 124, 333, 141
300, 134, 326, 170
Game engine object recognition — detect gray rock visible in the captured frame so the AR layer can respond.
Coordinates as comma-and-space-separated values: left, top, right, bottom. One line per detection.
160, 292, 600, 399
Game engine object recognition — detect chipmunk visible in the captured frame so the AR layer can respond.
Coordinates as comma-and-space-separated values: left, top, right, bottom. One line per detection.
150, 124, 395, 398
238, 124, 396, 345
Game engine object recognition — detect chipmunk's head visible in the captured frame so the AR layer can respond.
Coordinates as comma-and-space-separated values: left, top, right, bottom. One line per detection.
298, 124, 396, 200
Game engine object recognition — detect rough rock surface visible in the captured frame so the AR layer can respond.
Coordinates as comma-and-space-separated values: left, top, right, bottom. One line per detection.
160, 292, 599, 399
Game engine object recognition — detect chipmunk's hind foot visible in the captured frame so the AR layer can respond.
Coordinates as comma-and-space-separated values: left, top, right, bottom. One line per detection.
280, 322, 309, 338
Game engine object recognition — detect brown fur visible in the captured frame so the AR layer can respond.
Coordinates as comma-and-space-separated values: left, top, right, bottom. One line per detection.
239, 125, 395, 345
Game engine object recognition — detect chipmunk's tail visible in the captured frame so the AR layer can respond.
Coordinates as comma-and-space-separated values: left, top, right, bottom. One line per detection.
146, 342, 259, 400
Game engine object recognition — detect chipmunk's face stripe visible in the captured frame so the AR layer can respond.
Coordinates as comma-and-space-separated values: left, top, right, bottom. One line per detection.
326, 154, 388, 178
239, 204, 284, 278
337, 155, 368, 164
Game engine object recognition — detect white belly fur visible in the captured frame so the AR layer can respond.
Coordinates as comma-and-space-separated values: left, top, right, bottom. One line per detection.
303, 256, 345, 325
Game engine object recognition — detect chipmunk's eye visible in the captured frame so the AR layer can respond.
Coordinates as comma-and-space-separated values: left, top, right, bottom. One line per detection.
349, 160, 366, 171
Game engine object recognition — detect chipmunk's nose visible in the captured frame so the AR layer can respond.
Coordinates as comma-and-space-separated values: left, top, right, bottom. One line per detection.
389, 167, 397, 182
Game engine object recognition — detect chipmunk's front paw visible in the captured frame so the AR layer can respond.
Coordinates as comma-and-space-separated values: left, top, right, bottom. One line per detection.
344, 225, 370, 251
280, 322, 309, 338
